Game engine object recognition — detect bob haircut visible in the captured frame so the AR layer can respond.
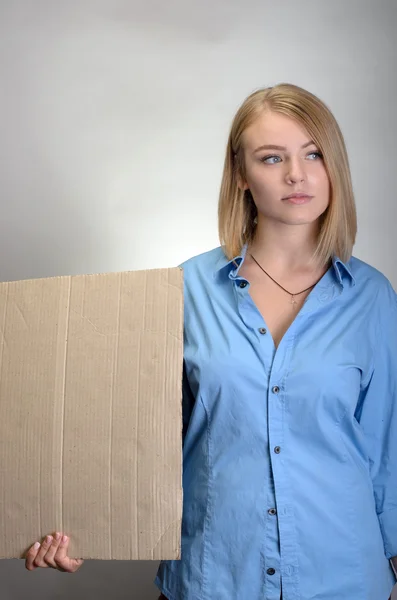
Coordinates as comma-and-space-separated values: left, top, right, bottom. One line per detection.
218, 83, 357, 267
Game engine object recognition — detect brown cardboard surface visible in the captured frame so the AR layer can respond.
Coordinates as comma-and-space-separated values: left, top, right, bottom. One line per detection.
0, 267, 183, 560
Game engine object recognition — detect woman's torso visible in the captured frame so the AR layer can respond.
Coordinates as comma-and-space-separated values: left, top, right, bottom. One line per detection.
155, 246, 396, 600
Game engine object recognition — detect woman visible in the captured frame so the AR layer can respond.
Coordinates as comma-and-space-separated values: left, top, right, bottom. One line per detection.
25, 84, 397, 600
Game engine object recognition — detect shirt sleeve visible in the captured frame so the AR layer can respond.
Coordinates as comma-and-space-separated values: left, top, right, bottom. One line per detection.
355, 280, 397, 560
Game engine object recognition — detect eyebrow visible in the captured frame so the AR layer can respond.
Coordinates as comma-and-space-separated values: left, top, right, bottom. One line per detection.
253, 140, 316, 153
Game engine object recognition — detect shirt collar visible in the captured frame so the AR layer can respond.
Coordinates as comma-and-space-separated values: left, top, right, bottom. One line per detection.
214, 243, 356, 287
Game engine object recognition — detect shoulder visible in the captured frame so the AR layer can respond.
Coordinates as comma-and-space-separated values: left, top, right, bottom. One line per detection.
349, 254, 397, 310
176, 246, 230, 303
178, 246, 226, 278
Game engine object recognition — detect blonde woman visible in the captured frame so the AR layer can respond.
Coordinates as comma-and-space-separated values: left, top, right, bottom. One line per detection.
26, 84, 397, 600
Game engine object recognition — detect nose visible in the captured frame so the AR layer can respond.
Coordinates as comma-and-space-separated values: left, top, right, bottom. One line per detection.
285, 157, 306, 184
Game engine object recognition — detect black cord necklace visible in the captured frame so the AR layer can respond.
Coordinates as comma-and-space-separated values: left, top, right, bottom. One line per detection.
249, 253, 323, 308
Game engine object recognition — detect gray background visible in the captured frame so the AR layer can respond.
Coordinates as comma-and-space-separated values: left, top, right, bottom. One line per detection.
0, 1, 396, 598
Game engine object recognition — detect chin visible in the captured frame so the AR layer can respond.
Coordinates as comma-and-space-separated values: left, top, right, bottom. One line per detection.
282, 203, 329, 221
258, 203, 329, 227
277, 212, 324, 226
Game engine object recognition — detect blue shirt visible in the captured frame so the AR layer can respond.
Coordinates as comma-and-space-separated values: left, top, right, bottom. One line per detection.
155, 244, 397, 600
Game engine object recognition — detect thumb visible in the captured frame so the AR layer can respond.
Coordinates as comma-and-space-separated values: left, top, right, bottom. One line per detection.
54, 536, 84, 572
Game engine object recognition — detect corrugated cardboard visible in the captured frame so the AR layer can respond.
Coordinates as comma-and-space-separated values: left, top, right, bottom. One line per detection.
0, 267, 183, 560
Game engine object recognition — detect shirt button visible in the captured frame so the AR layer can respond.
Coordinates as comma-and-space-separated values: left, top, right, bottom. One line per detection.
258, 327, 267, 335
239, 281, 248, 288
272, 386, 280, 394
267, 568, 276, 576
268, 508, 277, 516
274, 446, 281, 454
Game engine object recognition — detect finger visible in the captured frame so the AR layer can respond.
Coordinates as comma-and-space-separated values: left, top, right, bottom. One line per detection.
43, 532, 62, 568
25, 542, 41, 571
33, 535, 53, 568
54, 535, 84, 573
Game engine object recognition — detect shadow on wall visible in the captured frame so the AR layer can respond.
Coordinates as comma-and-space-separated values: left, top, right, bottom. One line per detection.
0, 558, 161, 600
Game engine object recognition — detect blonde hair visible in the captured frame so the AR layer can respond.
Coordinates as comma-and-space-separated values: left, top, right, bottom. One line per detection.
218, 83, 357, 266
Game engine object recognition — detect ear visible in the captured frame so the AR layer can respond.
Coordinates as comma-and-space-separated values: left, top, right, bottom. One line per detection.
233, 151, 249, 191
236, 173, 249, 191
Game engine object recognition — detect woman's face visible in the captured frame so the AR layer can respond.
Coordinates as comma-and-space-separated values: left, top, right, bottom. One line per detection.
238, 110, 330, 227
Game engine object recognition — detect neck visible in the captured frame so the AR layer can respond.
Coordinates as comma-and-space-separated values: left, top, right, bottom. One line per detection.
248, 218, 321, 273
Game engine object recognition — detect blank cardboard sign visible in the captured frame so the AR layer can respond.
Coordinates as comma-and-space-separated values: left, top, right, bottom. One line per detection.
0, 267, 183, 560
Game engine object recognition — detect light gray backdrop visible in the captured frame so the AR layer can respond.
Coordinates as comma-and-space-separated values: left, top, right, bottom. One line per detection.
0, 1, 396, 598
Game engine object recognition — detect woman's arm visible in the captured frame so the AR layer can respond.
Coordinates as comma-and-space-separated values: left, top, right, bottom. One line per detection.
355, 281, 397, 565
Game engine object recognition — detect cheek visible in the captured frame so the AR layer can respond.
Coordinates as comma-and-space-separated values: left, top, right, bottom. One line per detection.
245, 166, 277, 195
310, 166, 330, 191
321, 179, 331, 201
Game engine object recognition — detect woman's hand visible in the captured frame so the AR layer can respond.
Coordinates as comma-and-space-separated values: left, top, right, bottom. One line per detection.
25, 532, 84, 572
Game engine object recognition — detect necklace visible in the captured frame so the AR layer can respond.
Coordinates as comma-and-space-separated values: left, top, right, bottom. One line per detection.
250, 253, 324, 308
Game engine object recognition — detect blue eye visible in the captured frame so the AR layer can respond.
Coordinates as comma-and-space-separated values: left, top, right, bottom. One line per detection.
307, 151, 323, 160
260, 151, 323, 164
261, 155, 281, 164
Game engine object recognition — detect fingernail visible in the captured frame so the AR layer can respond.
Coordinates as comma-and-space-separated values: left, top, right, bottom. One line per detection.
46, 535, 52, 544
62, 535, 68, 543
33, 542, 40, 550
54, 532, 61, 541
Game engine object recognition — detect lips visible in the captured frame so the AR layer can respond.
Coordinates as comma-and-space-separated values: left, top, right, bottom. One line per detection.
282, 193, 313, 205
282, 193, 313, 200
